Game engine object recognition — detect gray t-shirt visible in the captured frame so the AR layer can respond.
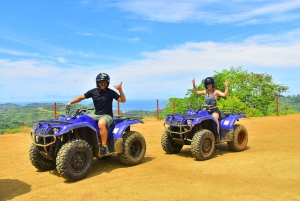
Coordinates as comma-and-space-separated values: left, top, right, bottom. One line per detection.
204, 90, 216, 106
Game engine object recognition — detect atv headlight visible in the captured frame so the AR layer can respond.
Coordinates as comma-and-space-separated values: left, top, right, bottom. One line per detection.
52, 128, 60, 134
187, 120, 193, 125
166, 116, 172, 124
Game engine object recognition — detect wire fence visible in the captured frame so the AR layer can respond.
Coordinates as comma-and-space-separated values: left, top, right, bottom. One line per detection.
0, 100, 166, 134
0, 97, 291, 134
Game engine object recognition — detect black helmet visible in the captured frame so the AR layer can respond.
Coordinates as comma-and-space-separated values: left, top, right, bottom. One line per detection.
96, 73, 110, 87
204, 77, 215, 89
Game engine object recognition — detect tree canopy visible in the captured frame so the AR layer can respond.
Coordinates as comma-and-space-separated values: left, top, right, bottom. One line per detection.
162, 66, 290, 117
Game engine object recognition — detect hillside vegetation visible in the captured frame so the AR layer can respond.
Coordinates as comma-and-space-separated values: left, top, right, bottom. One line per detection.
162, 67, 298, 117
1, 67, 299, 134
0, 102, 157, 134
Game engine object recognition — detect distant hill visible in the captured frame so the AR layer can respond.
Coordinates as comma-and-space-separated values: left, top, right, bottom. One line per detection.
280, 95, 300, 112
0, 103, 21, 110
0, 102, 66, 110
0, 102, 157, 134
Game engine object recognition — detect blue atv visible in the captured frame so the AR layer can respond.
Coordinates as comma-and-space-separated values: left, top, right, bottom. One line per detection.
29, 106, 146, 181
161, 105, 248, 160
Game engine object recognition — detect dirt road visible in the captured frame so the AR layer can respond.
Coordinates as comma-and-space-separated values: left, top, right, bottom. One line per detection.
1, 114, 300, 201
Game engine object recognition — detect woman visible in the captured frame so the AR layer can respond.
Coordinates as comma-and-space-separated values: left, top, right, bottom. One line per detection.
192, 77, 229, 133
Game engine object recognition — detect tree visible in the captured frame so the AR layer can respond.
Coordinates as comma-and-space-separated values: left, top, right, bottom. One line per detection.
161, 66, 290, 117
214, 67, 289, 115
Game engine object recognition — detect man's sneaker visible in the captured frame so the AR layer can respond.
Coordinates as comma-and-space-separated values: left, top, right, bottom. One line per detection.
100, 146, 109, 155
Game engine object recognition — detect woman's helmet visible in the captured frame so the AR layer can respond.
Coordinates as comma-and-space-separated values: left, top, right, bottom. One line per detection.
96, 73, 110, 87
204, 77, 215, 89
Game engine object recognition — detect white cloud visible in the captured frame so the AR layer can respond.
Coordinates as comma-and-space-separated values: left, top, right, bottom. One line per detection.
0, 48, 39, 57
75, 32, 93, 36
1, 29, 299, 102
0, 59, 99, 101
244, 28, 300, 44
127, 26, 148, 32
57, 57, 66, 63
128, 37, 140, 42
109, 0, 300, 24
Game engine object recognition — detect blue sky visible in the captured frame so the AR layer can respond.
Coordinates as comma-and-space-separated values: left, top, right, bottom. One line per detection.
0, 0, 300, 103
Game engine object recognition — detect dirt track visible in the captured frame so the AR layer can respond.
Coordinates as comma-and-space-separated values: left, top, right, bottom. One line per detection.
1, 114, 300, 201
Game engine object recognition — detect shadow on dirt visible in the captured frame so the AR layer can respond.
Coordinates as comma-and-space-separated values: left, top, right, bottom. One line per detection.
0, 179, 31, 200
172, 144, 251, 160
88, 155, 155, 179
214, 144, 251, 158
48, 155, 155, 182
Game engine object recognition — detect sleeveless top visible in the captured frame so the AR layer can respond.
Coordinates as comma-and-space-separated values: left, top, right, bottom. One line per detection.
204, 89, 216, 106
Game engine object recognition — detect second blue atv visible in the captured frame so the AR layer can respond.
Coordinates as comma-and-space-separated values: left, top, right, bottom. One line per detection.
161, 105, 248, 160
29, 106, 146, 181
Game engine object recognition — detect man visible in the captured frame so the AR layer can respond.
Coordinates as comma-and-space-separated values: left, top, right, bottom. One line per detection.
65, 73, 126, 155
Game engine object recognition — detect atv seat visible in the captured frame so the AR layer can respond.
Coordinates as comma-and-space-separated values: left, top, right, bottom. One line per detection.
110, 118, 124, 127
219, 111, 226, 120
93, 118, 124, 128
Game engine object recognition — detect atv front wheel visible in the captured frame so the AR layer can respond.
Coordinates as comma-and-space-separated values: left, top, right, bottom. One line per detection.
161, 130, 183, 154
227, 124, 248, 152
29, 143, 56, 171
191, 130, 215, 161
56, 139, 93, 181
117, 131, 146, 166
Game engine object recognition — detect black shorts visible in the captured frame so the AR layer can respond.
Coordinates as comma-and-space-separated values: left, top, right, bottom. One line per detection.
207, 107, 220, 115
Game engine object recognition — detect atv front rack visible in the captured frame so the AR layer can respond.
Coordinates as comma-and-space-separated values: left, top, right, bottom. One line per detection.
163, 123, 193, 134
31, 133, 57, 148
31, 120, 73, 148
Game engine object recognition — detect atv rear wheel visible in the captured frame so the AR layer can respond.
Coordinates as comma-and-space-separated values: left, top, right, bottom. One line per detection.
227, 124, 248, 152
161, 130, 183, 154
191, 130, 215, 161
117, 131, 146, 166
56, 139, 93, 181
29, 143, 56, 171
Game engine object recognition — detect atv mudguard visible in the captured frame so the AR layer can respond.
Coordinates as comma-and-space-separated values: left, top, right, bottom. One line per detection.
32, 114, 100, 147
165, 110, 217, 125
110, 118, 144, 139
220, 114, 246, 130
53, 114, 99, 136
187, 110, 245, 131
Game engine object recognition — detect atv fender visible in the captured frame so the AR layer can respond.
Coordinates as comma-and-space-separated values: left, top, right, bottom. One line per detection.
111, 119, 144, 138
195, 117, 218, 135
220, 114, 246, 130
192, 116, 218, 125
111, 119, 144, 153
54, 114, 98, 136
55, 122, 98, 136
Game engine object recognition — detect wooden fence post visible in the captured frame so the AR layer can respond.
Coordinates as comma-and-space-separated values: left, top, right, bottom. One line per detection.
117, 101, 120, 116
276, 96, 279, 116
54, 102, 57, 119
172, 101, 175, 113
156, 99, 159, 120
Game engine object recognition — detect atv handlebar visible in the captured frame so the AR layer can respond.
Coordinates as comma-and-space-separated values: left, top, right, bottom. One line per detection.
199, 105, 215, 110
187, 103, 215, 111
64, 107, 94, 117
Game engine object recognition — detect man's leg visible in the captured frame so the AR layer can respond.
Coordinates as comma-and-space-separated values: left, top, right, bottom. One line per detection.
98, 119, 107, 147
98, 115, 113, 155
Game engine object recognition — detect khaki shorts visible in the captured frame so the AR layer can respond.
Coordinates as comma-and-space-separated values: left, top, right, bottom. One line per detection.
90, 114, 113, 127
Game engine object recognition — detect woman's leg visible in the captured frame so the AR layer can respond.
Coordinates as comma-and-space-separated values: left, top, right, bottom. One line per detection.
212, 112, 220, 134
